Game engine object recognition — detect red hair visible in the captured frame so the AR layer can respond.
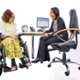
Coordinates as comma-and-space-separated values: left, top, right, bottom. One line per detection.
2, 9, 14, 22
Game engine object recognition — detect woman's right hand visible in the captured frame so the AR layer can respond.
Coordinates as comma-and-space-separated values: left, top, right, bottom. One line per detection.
9, 34, 18, 40
43, 30, 48, 37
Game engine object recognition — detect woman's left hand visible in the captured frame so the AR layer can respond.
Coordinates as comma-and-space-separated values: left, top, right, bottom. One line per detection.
12, 35, 18, 40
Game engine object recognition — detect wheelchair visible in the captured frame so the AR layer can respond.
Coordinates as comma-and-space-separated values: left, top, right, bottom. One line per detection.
0, 33, 30, 76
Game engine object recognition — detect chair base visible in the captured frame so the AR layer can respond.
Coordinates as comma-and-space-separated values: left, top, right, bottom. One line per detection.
48, 52, 80, 76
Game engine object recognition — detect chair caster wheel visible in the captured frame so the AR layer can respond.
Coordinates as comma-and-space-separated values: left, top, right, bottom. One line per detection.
65, 71, 70, 76
48, 64, 51, 68
78, 67, 80, 70
67, 59, 70, 62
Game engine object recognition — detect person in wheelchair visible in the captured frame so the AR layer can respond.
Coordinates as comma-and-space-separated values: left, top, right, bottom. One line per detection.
0, 9, 31, 72
32, 7, 68, 63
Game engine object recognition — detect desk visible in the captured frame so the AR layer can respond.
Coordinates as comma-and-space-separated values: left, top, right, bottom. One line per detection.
18, 32, 43, 59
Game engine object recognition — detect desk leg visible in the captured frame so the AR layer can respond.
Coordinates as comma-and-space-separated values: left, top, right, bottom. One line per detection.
32, 35, 34, 59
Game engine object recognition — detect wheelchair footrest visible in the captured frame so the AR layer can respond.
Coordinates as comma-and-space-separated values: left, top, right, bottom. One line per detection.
4, 66, 11, 72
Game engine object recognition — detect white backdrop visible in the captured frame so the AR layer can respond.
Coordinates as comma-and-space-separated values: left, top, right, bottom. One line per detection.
0, 0, 80, 30
0, 0, 80, 80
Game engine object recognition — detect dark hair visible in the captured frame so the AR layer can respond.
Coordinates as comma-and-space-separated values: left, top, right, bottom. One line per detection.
2, 9, 13, 23
51, 7, 59, 19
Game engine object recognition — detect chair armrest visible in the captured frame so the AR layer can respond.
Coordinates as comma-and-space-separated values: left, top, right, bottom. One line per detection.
53, 28, 80, 36
53, 28, 80, 46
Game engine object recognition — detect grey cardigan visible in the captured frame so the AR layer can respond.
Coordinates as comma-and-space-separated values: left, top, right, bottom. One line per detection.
0, 21, 17, 37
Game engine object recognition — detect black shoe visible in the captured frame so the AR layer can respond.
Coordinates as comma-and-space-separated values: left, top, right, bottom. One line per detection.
44, 58, 50, 61
19, 63, 28, 69
31, 58, 43, 63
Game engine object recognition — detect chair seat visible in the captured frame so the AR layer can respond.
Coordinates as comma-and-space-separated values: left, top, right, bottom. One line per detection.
50, 41, 77, 52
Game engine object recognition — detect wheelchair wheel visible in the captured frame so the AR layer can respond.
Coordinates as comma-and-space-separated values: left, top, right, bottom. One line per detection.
0, 68, 2, 76
0, 61, 3, 76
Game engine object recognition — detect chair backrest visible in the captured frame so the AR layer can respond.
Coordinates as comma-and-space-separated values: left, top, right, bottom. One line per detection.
69, 9, 80, 44
69, 9, 80, 34
59, 9, 80, 49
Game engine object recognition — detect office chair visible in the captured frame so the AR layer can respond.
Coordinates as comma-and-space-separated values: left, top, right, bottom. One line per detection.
0, 33, 30, 76
48, 10, 80, 76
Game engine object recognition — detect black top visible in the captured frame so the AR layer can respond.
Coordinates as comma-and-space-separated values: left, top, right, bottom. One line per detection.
46, 17, 68, 39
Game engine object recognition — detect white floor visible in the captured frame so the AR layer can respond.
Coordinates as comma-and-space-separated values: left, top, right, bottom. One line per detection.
0, 36, 80, 80
0, 61, 80, 80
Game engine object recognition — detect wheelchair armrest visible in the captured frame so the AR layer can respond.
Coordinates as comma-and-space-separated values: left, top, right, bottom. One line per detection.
17, 34, 22, 41
0, 36, 9, 41
0, 33, 9, 42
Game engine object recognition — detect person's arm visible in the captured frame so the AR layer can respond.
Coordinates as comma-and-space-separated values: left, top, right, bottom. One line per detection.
57, 17, 65, 31
14, 23, 18, 36
57, 17, 68, 38
46, 21, 53, 33
47, 17, 65, 37
46, 21, 54, 37
0, 22, 9, 37
11, 23, 19, 40
1, 27, 9, 37
43, 21, 54, 37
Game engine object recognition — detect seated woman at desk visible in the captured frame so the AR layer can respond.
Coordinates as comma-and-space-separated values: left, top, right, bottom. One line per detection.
0, 9, 31, 71
32, 7, 68, 63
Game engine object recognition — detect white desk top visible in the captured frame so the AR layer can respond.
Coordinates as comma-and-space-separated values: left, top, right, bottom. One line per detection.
18, 32, 43, 36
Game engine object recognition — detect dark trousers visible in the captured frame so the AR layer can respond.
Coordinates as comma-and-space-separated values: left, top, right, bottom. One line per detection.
37, 36, 66, 61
